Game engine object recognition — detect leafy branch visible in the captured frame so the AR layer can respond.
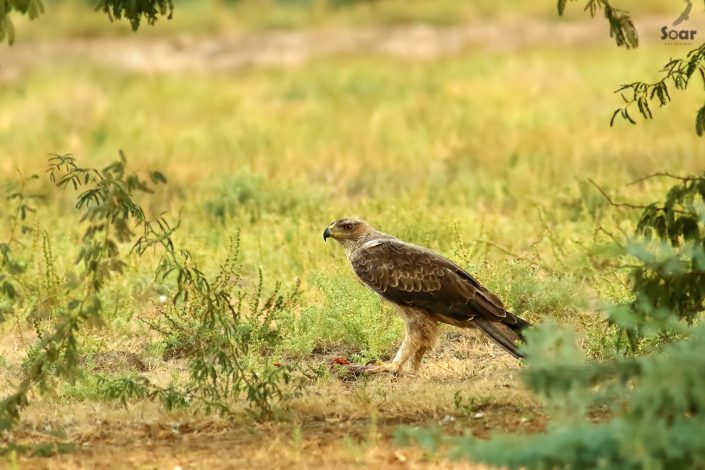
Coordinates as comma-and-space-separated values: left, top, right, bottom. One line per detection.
0, 0, 44, 45
557, 0, 638, 49
590, 172, 705, 351
0, 0, 173, 45
94, 0, 173, 32
611, 43, 705, 134
557, 1, 705, 136
0, 152, 164, 433
107, 226, 303, 418
587, 177, 688, 215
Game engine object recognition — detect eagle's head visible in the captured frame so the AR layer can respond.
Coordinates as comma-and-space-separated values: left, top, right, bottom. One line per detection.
323, 218, 371, 247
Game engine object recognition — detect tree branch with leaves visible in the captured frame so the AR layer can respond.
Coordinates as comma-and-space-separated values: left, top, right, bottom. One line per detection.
0, 152, 166, 433
558, 0, 705, 135
0, 0, 173, 45
611, 42, 705, 135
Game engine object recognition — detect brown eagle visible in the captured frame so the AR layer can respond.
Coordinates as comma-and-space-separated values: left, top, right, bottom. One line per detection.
323, 218, 530, 374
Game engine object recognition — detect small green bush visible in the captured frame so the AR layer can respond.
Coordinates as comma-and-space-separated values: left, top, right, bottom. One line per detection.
0, 152, 164, 433
400, 320, 705, 469
399, 173, 705, 469
101, 227, 303, 418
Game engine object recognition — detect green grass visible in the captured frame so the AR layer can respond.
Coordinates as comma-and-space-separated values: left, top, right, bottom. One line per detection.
2, 37, 702, 361
1, 7, 704, 464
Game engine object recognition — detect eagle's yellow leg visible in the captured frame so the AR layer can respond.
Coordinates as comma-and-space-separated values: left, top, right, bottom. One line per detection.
409, 345, 429, 372
364, 336, 414, 375
367, 307, 438, 375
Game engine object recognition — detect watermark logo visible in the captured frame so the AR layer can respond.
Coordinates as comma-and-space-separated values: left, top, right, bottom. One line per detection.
661, 0, 698, 45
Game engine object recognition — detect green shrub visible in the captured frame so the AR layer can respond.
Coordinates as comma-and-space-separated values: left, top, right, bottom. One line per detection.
0, 152, 300, 442
100, 228, 303, 418
614, 173, 705, 351
400, 320, 705, 469
0, 152, 164, 433
398, 173, 705, 469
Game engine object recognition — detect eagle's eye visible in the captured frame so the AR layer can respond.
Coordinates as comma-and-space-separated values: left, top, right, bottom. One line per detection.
342, 223, 353, 231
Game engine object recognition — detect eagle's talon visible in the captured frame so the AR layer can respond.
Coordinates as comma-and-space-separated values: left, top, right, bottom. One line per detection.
361, 362, 401, 375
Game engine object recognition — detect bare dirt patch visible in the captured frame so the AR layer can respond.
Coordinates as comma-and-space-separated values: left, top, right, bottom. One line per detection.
16, 403, 544, 469
0, 16, 683, 81
9, 330, 544, 469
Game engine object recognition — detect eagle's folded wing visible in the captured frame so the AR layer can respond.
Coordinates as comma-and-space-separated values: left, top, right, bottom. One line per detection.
350, 239, 515, 325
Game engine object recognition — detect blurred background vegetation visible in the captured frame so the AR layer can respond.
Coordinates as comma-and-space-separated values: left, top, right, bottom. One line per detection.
1, 0, 704, 467
4, 0, 680, 39
1, 0, 701, 392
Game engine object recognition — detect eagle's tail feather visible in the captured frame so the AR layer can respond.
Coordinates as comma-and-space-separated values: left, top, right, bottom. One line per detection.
472, 318, 526, 359
509, 316, 531, 341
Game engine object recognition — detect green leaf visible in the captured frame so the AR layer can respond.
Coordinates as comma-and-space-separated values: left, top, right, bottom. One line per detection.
1, 281, 17, 299
150, 171, 167, 184
695, 103, 705, 136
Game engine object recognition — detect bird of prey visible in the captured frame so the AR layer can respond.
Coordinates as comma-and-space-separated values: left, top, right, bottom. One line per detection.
323, 218, 530, 374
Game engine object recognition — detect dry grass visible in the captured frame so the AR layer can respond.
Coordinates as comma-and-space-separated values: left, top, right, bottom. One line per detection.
2, 305, 538, 467
8, 327, 539, 469
1, 1, 703, 466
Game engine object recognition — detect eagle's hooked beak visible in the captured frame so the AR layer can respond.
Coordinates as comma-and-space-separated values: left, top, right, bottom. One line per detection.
323, 226, 333, 241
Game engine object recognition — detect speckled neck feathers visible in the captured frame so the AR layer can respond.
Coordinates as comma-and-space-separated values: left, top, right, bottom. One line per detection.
343, 229, 393, 258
